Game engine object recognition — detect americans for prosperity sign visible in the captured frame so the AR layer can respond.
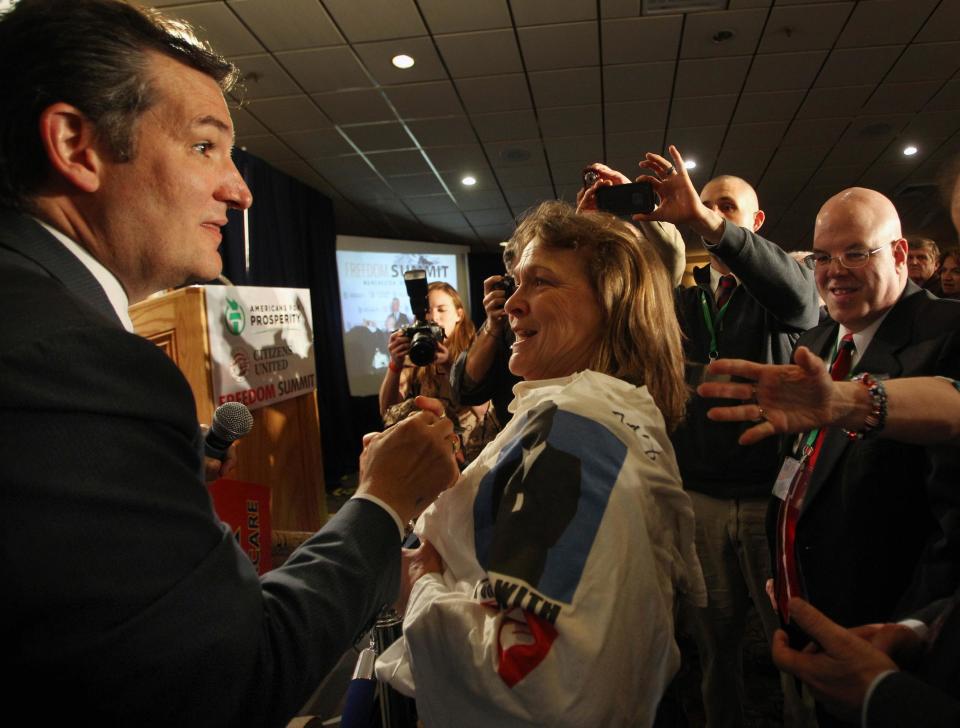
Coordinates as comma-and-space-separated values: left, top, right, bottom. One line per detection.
205, 286, 316, 411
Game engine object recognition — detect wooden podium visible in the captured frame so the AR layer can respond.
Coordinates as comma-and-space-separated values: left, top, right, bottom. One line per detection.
129, 286, 328, 535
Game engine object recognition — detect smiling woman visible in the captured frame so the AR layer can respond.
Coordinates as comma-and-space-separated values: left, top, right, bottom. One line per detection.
376, 201, 705, 727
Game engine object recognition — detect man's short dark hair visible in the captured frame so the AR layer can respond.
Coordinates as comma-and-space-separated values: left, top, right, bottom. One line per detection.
0, 0, 239, 210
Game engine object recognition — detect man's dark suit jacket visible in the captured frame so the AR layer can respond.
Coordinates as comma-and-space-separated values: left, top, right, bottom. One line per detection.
788, 282, 960, 631
866, 594, 960, 728
0, 209, 400, 727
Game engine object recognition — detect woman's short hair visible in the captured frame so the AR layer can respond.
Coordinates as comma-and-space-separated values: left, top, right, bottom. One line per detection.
509, 200, 687, 430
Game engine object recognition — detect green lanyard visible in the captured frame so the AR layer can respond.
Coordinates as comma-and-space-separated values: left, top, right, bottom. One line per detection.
699, 288, 735, 360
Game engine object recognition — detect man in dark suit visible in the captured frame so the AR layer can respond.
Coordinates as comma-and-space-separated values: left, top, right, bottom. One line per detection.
773, 187, 960, 724
0, 2, 458, 726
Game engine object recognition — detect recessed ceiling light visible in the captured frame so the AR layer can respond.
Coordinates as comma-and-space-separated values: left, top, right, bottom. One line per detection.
684, 159, 697, 170
903, 145, 918, 156
462, 176, 477, 187
391, 54, 415, 69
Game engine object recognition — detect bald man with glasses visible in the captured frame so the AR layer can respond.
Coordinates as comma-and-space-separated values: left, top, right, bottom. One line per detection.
773, 187, 960, 727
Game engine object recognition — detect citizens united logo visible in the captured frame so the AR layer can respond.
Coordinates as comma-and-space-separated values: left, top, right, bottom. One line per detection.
225, 298, 245, 335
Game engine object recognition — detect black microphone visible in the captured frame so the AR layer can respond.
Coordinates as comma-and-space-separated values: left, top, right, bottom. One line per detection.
204, 402, 254, 460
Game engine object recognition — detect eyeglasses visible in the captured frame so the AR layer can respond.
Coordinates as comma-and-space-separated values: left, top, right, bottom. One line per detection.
804, 243, 891, 270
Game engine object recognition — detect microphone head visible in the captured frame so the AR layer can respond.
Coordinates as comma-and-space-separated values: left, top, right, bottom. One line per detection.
211, 401, 254, 440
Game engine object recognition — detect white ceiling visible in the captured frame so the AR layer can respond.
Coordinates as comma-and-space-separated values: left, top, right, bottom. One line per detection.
149, 0, 960, 252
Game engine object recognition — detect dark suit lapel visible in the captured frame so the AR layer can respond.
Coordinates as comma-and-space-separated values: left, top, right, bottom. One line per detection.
800, 286, 918, 514
0, 208, 123, 328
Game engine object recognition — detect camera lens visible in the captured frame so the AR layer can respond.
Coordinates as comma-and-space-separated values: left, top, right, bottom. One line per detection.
408, 332, 437, 366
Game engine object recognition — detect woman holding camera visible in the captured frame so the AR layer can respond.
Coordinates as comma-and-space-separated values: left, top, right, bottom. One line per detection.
379, 281, 488, 449
376, 201, 705, 728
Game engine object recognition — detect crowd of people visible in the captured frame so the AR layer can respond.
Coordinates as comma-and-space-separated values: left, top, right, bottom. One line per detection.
2, 2, 959, 728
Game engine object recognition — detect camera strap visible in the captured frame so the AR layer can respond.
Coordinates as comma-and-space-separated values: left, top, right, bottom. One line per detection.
698, 288, 735, 360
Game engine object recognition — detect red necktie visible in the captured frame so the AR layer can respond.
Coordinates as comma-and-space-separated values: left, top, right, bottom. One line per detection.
716, 275, 737, 309
775, 334, 855, 621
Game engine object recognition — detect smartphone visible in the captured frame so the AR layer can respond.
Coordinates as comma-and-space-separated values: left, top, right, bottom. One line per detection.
595, 181, 656, 216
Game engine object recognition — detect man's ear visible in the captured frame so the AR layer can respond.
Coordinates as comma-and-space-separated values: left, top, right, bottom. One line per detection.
38, 103, 104, 194
752, 209, 766, 232
891, 238, 909, 269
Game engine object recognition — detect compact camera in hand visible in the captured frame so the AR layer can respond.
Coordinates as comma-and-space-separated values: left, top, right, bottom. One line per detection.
492, 274, 516, 298
401, 269, 445, 366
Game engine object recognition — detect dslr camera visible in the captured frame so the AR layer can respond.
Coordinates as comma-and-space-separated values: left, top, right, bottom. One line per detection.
400, 269, 445, 366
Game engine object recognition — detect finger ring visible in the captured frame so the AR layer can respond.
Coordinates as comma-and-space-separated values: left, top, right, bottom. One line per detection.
450, 434, 461, 454
665, 165, 676, 175
757, 407, 767, 421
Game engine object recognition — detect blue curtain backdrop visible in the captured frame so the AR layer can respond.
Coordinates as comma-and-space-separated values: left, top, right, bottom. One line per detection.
221, 149, 503, 486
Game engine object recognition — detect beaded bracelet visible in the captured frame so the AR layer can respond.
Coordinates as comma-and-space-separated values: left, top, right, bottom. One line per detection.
843, 372, 888, 440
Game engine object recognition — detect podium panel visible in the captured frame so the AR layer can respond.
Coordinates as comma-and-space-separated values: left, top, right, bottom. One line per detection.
130, 287, 328, 533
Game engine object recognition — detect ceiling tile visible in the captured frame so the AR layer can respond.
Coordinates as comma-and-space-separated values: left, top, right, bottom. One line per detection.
505, 187, 558, 212
767, 144, 831, 171
404, 195, 461, 214
675, 56, 752, 97
308, 154, 377, 179
680, 9, 768, 59
312, 89, 394, 124
230, 106, 269, 137
781, 117, 850, 147
321, 0, 426, 42
714, 146, 773, 182
605, 130, 664, 161
606, 99, 669, 133
417, 211, 473, 235
745, 51, 827, 92
384, 173, 446, 196
229, 54, 302, 98
457, 189, 510, 211
354, 37, 448, 85
665, 126, 726, 161
796, 85, 874, 119
668, 95, 737, 129
903, 111, 960, 140
512, 0, 597, 26
164, 3, 264, 56
860, 82, 941, 115
517, 22, 599, 71
603, 62, 675, 101
385, 81, 464, 119
884, 42, 960, 84
544, 135, 604, 165
271, 159, 332, 190
530, 67, 602, 108
237, 133, 299, 161
601, 0, 640, 18
723, 121, 788, 150
539, 104, 603, 138
473, 223, 517, 242
483, 139, 546, 168
274, 47, 370, 93
916, 0, 960, 43
813, 45, 902, 88
244, 95, 332, 133
601, 16, 683, 64
550, 161, 594, 186
335, 176, 397, 201
280, 129, 353, 157
423, 144, 490, 172
455, 74, 532, 114
227, 0, 343, 51
418, 0, 511, 33
463, 209, 515, 228
836, 0, 939, 48
494, 164, 553, 189
757, 3, 853, 53
471, 110, 541, 142
407, 117, 477, 147
342, 122, 416, 152
806, 164, 868, 191
435, 29, 523, 78
732, 90, 806, 123
926, 79, 960, 112
366, 150, 434, 176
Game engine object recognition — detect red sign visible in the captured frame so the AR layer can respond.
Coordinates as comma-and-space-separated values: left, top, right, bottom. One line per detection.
208, 478, 272, 575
